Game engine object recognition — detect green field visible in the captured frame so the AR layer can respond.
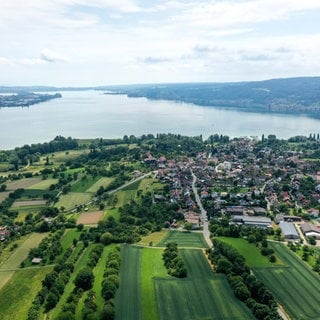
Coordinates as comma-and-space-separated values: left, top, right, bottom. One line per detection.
116, 246, 254, 320
116, 245, 143, 320
86, 177, 114, 193
157, 231, 209, 248
0, 233, 48, 270
121, 179, 141, 191
155, 249, 255, 320
219, 237, 282, 267
60, 229, 81, 250
0, 267, 53, 320
56, 192, 92, 211
70, 176, 99, 193
26, 178, 59, 190
254, 242, 320, 320
138, 230, 168, 246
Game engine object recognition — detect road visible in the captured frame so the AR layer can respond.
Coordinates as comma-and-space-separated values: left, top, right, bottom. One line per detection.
190, 170, 213, 248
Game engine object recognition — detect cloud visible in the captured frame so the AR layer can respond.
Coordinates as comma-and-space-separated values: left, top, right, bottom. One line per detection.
40, 49, 68, 63
0, 57, 13, 65
139, 56, 172, 64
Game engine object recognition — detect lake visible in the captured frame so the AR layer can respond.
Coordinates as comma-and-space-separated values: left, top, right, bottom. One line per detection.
1, 90, 320, 150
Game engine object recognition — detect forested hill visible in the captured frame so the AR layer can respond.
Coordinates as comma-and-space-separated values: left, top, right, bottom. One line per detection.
102, 77, 320, 115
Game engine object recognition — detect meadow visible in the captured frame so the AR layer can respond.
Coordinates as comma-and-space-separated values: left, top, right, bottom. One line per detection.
254, 242, 320, 320
56, 192, 92, 211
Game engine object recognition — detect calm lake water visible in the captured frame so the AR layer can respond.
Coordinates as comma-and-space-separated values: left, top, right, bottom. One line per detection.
1, 90, 320, 150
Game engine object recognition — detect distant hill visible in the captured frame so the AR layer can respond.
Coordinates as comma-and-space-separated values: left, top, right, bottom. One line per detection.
102, 77, 320, 115
1, 77, 320, 115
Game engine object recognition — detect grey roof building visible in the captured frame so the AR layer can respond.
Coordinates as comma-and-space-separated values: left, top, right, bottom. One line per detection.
279, 221, 299, 239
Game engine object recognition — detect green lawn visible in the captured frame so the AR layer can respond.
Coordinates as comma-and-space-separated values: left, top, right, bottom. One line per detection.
0, 267, 53, 320
157, 231, 209, 248
218, 237, 282, 267
56, 192, 92, 211
253, 242, 320, 320
60, 228, 81, 250
86, 177, 114, 193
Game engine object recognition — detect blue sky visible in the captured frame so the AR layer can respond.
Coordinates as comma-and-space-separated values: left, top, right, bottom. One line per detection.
1, 0, 320, 86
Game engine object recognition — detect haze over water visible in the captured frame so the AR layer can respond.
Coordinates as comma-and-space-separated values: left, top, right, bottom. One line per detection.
1, 90, 320, 150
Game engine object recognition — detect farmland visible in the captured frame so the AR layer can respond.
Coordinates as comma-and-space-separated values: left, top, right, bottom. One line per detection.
56, 192, 92, 211
77, 210, 105, 225
254, 242, 320, 320
86, 177, 114, 193
116, 246, 255, 320
157, 230, 209, 249
26, 178, 58, 190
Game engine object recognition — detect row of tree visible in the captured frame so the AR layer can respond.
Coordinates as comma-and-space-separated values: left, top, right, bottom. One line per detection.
162, 242, 187, 278
208, 239, 280, 320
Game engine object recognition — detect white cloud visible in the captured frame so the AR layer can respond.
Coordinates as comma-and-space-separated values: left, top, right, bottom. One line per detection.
40, 49, 68, 63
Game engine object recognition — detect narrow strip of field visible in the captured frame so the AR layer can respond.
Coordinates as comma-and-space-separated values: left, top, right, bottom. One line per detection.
254, 242, 320, 320
12, 199, 47, 207
116, 245, 143, 320
0, 191, 10, 202
0, 267, 53, 320
157, 231, 209, 248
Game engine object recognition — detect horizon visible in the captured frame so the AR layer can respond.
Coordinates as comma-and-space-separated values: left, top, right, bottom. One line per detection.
1, 1, 320, 86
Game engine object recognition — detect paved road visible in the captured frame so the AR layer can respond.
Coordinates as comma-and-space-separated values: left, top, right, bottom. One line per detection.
190, 170, 213, 248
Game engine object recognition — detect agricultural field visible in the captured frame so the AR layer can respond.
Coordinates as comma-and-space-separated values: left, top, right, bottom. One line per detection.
157, 231, 209, 249
0, 267, 53, 320
0, 191, 10, 202
56, 192, 92, 211
116, 246, 255, 320
254, 242, 320, 320
5, 178, 41, 191
44, 149, 89, 164
0, 232, 48, 270
12, 199, 47, 207
138, 230, 168, 246
26, 178, 58, 190
86, 177, 114, 193
70, 175, 99, 193
218, 237, 283, 267
77, 210, 105, 225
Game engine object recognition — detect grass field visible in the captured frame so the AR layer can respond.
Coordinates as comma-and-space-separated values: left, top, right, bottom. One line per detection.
157, 231, 209, 248
117, 246, 254, 320
115, 189, 137, 207
218, 237, 282, 267
86, 177, 114, 193
254, 242, 320, 320
0, 267, 53, 320
26, 178, 58, 190
138, 230, 168, 246
20, 188, 58, 199
116, 245, 143, 320
70, 176, 99, 193
45, 150, 89, 164
60, 229, 81, 250
56, 192, 92, 211
0, 233, 48, 270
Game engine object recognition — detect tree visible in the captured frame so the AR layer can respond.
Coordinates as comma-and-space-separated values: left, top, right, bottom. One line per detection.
45, 292, 59, 311
101, 302, 115, 320
74, 268, 94, 290
216, 258, 232, 274
100, 232, 113, 245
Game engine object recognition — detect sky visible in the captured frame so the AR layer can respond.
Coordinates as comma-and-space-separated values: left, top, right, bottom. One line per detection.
1, 0, 320, 86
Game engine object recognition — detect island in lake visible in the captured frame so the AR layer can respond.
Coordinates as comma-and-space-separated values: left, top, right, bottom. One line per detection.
0, 92, 62, 108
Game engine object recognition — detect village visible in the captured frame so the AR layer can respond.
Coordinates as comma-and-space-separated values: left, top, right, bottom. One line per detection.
146, 136, 320, 246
